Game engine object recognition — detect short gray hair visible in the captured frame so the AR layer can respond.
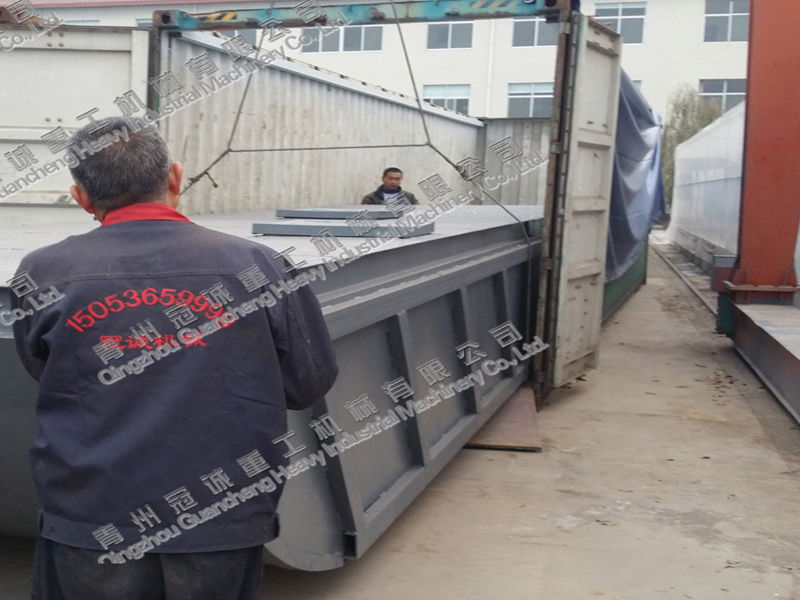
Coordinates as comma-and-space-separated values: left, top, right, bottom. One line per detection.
69, 116, 172, 212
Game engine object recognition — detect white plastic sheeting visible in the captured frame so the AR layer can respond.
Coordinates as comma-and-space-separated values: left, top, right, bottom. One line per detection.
667, 102, 745, 260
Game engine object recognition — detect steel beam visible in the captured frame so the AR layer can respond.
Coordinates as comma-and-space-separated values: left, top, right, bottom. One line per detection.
730, 303, 800, 424
153, 0, 571, 31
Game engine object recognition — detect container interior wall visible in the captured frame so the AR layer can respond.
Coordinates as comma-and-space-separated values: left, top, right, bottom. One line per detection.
667, 102, 745, 270
478, 118, 550, 205
161, 34, 483, 215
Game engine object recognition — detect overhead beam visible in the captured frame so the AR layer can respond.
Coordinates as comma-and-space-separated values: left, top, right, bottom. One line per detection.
153, 0, 571, 30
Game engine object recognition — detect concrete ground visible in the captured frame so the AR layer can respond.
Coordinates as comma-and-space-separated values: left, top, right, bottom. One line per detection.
2, 249, 800, 599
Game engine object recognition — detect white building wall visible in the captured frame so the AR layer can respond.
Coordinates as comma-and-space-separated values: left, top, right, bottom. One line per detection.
277, 19, 558, 119
42, 0, 748, 118
278, 0, 748, 118
581, 0, 748, 117
486, 19, 559, 118
274, 20, 497, 116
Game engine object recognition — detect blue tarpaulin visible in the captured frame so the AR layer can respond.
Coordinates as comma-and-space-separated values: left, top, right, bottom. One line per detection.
606, 70, 666, 281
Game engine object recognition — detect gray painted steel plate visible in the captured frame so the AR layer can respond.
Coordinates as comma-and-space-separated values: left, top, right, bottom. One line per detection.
252, 220, 433, 238
0, 205, 544, 282
275, 206, 397, 220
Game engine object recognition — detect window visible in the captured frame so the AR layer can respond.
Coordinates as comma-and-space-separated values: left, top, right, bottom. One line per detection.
220, 29, 257, 45
427, 22, 472, 49
699, 79, 746, 111
704, 0, 748, 42
595, 2, 645, 44
632, 80, 642, 90
135, 18, 153, 27
508, 83, 554, 118
301, 25, 383, 53
512, 17, 558, 47
423, 84, 470, 115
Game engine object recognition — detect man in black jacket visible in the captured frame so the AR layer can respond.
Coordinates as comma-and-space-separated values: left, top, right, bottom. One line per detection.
11, 116, 338, 600
361, 167, 419, 206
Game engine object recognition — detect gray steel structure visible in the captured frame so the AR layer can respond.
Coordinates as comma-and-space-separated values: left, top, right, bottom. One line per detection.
0, 205, 542, 570
275, 207, 398, 220
0, 0, 624, 570
252, 219, 433, 237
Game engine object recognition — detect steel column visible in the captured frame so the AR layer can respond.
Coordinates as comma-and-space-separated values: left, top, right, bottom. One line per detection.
728, 0, 800, 304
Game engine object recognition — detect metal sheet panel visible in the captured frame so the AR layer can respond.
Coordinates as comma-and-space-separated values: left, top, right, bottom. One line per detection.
159, 32, 482, 215
551, 16, 621, 387
251, 219, 434, 237
0, 26, 150, 205
478, 118, 550, 206
731, 303, 800, 424
276, 207, 397, 220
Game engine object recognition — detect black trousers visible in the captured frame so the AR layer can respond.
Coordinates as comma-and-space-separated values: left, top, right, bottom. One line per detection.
31, 537, 265, 600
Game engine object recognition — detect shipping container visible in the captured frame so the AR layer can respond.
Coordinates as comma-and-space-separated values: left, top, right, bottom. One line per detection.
0, 1, 622, 570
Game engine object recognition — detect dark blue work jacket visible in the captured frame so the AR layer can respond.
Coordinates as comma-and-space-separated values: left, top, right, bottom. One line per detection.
11, 203, 338, 555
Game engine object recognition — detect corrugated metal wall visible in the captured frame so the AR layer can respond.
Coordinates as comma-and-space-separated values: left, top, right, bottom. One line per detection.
0, 26, 150, 205
477, 118, 550, 205
0, 28, 551, 215
162, 33, 483, 215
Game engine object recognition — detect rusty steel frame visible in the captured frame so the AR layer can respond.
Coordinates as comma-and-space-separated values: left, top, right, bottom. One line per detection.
726, 0, 800, 305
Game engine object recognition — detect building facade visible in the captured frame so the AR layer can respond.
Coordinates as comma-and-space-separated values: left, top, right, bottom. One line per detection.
280, 0, 749, 118
30, 0, 749, 118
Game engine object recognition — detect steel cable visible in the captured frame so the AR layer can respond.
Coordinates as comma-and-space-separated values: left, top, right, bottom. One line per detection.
178, 7, 540, 344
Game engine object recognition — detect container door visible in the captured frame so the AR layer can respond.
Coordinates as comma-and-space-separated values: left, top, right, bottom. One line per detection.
0, 26, 149, 205
545, 15, 622, 387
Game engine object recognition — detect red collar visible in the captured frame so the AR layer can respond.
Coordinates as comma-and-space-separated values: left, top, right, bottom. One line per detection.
100, 202, 192, 226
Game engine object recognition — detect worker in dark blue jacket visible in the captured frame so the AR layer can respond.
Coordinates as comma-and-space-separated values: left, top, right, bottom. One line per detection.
361, 167, 419, 206
11, 116, 338, 600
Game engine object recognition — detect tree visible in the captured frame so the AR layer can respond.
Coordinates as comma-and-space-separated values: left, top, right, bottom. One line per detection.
662, 84, 723, 211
